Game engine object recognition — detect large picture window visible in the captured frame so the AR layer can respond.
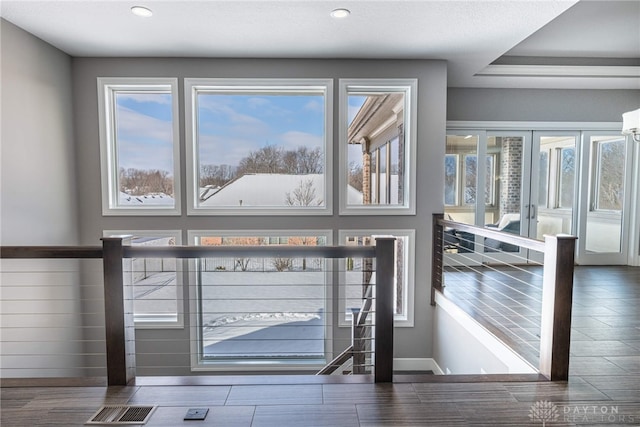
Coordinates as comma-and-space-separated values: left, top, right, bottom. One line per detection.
338, 230, 415, 327
185, 79, 333, 215
339, 79, 417, 215
98, 78, 181, 215
188, 230, 332, 368
103, 230, 183, 327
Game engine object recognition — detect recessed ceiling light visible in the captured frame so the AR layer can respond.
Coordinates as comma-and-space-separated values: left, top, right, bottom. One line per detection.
330, 8, 350, 19
131, 6, 153, 17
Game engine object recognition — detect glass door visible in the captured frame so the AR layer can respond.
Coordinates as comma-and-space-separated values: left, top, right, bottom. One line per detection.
481, 132, 532, 264
444, 131, 486, 266
576, 132, 632, 264
445, 127, 635, 266
444, 131, 532, 265
528, 132, 580, 263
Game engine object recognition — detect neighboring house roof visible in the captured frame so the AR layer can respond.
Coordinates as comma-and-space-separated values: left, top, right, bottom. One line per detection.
200, 174, 325, 207
119, 192, 174, 206
199, 185, 221, 201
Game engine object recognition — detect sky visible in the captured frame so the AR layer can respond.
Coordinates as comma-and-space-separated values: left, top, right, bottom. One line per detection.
197, 93, 326, 167
114, 89, 368, 174
115, 92, 174, 173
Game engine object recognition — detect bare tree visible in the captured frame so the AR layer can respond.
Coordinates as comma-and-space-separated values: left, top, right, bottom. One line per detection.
348, 161, 364, 192
200, 164, 236, 187
236, 144, 323, 177
282, 146, 323, 174
119, 168, 174, 196
221, 236, 264, 271
285, 179, 322, 206
237, 145, 284, 175
597, 140, 625, 210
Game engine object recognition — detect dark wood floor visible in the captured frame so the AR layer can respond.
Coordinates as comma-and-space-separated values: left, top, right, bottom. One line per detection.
2, 266, 639, 426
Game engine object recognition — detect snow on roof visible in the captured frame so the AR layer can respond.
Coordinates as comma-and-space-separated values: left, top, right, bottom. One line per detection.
198, 173, 367, 207
119, 192, 174, 206
200, 174, 325, 207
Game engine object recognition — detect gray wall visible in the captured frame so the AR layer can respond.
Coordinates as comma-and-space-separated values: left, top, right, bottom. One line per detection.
1, 19, 78, 245
0, 19, 84, 377
448, 88, 640, 122
72, 57, 448, 373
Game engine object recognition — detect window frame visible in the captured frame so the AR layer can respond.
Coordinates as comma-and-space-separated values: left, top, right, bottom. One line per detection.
444, 154, 459, 206
337, 229, 415, 327
445, 153, 497, 207
557, 146, 576, 209
103, 230, 184, 329
591, 136, 626, 212
184, 78, 333, 216
187, 229, 333, 371
97, 78, 181, 216
339, 79, 417, 215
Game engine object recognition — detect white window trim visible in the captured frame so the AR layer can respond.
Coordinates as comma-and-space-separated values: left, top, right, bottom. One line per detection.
103, 230, 183, 329
184, 78, 333, 216
187, 229, 333, 371
337, 229, 415, 327
339, 79, 417, 216
97, 78, 181, 216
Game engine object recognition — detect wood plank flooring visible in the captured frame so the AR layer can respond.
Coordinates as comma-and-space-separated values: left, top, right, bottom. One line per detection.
2, 266, 639, 426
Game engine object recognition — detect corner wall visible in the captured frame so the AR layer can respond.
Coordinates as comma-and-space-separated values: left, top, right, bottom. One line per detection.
0, 19, 83, 377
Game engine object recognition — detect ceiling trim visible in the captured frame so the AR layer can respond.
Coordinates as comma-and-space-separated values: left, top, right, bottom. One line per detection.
476, 65, 640, 79
447, 121, 622, 131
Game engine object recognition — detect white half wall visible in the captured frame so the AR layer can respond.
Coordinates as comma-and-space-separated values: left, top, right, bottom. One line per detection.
432, 292, 537, 375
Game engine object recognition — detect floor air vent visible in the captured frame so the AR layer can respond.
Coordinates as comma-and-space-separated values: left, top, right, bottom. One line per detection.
86, 405, 156, 425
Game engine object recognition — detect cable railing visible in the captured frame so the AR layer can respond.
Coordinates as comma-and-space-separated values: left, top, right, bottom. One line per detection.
0, 238, 396, 385
0, 255, 107, 380
432, 213, 576, 380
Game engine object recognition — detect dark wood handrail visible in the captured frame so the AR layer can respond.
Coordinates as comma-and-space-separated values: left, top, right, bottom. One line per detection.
0, 245, 376, 260
124, 245, 376, 259
437, 218, 546, 252
0, 246, 103, 259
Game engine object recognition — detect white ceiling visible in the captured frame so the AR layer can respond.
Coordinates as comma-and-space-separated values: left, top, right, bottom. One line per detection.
1, 0, 638, 89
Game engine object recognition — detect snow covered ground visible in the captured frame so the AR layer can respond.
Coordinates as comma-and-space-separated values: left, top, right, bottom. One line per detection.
200, 270, 326, 358
131, 266, 368, 359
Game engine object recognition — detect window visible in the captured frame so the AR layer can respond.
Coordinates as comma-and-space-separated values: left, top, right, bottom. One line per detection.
185, 79, 333, 215
103, 230, 183, 328
444, 154, 458, 206
444, 153, 496, 207
98, 78, 181, 215
188, 230, 332, 368
558, 146, 575, 209
339, 79, 417, 215
538, 150, 549, 208
593, 137, 625, 211
338, 230, 415, 327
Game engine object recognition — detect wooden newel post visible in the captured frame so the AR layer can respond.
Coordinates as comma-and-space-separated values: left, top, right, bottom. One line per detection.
101, 237, 136, 385
374, 237, 395, 383
539, 234, 577, 381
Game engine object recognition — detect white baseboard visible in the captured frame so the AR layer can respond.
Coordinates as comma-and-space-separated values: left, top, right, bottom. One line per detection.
393, 358, 443, 375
